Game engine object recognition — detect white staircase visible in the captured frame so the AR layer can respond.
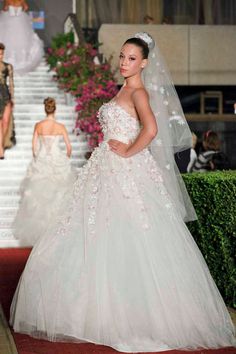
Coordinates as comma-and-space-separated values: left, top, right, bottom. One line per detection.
0, 60, 88, 247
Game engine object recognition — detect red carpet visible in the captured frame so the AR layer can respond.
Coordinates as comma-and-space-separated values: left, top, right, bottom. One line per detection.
0, 248, 235, 354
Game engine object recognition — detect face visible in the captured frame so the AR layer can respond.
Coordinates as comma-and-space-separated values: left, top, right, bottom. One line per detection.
119, 43, 147, 78
0, 49, 4, 61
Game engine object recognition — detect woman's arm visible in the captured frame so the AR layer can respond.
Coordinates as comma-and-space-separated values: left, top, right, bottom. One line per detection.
32, 123, 39, 157
22, 0, 29, 11
108, 89, 158, 158
8, 64, 14, 107
3, 0, 9, 11
62, 125, 72, 157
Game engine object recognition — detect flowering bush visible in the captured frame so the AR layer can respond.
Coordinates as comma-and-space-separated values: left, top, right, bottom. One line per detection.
46, 32, 118, 149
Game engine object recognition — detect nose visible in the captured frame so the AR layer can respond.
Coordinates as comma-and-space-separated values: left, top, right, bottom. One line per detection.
120, 57, 128, 66
121, 57, 128, 67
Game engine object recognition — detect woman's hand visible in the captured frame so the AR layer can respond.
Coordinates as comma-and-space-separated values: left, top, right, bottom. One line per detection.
108, 139, 131, 158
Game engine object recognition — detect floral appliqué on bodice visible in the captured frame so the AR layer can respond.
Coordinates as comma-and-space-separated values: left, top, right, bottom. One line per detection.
55, 101, 176, 247
98, 101, 140, 144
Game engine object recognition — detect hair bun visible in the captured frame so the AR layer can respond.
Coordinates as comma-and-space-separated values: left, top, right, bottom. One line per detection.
134, 32, 155, 50
44, 97, 56, 114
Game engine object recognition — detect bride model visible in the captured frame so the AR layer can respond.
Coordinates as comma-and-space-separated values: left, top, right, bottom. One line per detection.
0, 0, 44, 74
12, 97, 76, 247
0, 42, 14, 159
10, 33, 235, 352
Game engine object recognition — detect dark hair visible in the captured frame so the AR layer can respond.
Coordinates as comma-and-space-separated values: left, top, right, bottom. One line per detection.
0, 43, 5, 51
44, 97, 56, 114
123, 37, 149, 59
203, 130, 220, 151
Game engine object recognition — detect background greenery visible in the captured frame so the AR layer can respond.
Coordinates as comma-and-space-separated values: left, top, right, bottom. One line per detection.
183, 171, 236, 308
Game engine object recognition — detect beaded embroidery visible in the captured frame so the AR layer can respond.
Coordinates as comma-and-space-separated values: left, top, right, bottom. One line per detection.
55, 101, 176, 245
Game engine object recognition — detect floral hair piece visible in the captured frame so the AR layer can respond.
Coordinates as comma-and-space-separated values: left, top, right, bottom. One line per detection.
134, 32, 155, 50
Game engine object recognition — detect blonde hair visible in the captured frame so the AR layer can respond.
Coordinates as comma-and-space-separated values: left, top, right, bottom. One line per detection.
192, 132, 197, 149
44, 97, 56, 114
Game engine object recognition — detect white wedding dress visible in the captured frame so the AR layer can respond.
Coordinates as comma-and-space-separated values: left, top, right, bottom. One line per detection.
10, 102, 236, 352
0, 6, 44, 74
12, 135, 76, 247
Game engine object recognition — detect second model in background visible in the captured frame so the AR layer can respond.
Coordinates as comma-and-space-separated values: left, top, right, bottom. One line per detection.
0, 0, 44, 75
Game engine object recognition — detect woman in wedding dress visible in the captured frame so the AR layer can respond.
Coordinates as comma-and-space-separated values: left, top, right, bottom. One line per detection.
10, 34, 235, 352
0, 0, 44, 74
12, 97, 76, 247
0, 42, 14, 159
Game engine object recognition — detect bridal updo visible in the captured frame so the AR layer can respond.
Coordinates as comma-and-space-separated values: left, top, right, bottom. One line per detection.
44, 97, 56, 114
123, 32, 155, 59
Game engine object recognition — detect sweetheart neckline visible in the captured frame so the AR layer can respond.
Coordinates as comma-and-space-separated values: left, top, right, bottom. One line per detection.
105, 101, 140, 123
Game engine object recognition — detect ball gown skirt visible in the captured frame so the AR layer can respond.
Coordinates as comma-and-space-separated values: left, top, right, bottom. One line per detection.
12, 135, 76, 247
10, 102, 236, 352
0, 6, 44, 74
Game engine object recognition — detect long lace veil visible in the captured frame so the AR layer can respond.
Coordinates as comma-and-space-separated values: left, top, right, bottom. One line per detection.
135, 32, 197, 222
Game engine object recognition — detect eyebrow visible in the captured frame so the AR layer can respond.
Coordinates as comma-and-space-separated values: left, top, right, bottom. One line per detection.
120, 52, 137, 57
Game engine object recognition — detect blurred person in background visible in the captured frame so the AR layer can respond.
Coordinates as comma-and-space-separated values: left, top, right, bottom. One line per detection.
187, 132, 198, 172
191, 130, 230, 172
0, 42, 14, 159
0, 0, 44, 74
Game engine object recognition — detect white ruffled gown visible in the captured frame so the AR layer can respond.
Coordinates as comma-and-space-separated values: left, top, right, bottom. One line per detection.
10, 102, 236, 352
12, 135, 76, 247
0, 5, 44, 74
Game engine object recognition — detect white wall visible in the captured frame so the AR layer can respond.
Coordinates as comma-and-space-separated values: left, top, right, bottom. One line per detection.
98, 24, 236, 85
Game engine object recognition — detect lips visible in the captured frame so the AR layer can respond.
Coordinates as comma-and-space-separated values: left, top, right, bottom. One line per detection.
120, 68, 128, 73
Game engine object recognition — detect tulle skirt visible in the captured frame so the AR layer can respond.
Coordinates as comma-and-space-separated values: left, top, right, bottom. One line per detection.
0, 8, 44, 74
10, 143, 236, 352
12, 151, 76, 247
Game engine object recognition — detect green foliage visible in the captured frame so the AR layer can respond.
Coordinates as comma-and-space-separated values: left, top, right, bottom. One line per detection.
46, 32, 118, 149
51, 32, 74, 50
183, 171, 236, 308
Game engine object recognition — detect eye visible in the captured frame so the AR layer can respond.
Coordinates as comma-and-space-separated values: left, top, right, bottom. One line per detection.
129, 57, 136, 61
119, 54, 124, 59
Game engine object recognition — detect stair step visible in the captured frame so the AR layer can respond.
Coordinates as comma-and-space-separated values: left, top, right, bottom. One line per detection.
0, 231, 19, 248
14, 82, 58, 88
15, 99, 66, 105
14, 78, 57, 85
15, 92, 64, 97
15, 87, 59, 93
14, 112, 76, 118
0, 207, 18, 218
0, 187, 20, 196
0, 196, 21, 207
0, 219, 15, 229
13, 104, 75, 113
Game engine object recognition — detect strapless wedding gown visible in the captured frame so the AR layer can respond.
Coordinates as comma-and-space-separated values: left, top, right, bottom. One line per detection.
0, 6, 44, 74
12, 135, 76, 247
10, 102, 236, 352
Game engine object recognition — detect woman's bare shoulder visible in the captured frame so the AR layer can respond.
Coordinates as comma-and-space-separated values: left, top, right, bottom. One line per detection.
56, 121, 66, 130
132, 87, 149, 99
131, 87, 149, 107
